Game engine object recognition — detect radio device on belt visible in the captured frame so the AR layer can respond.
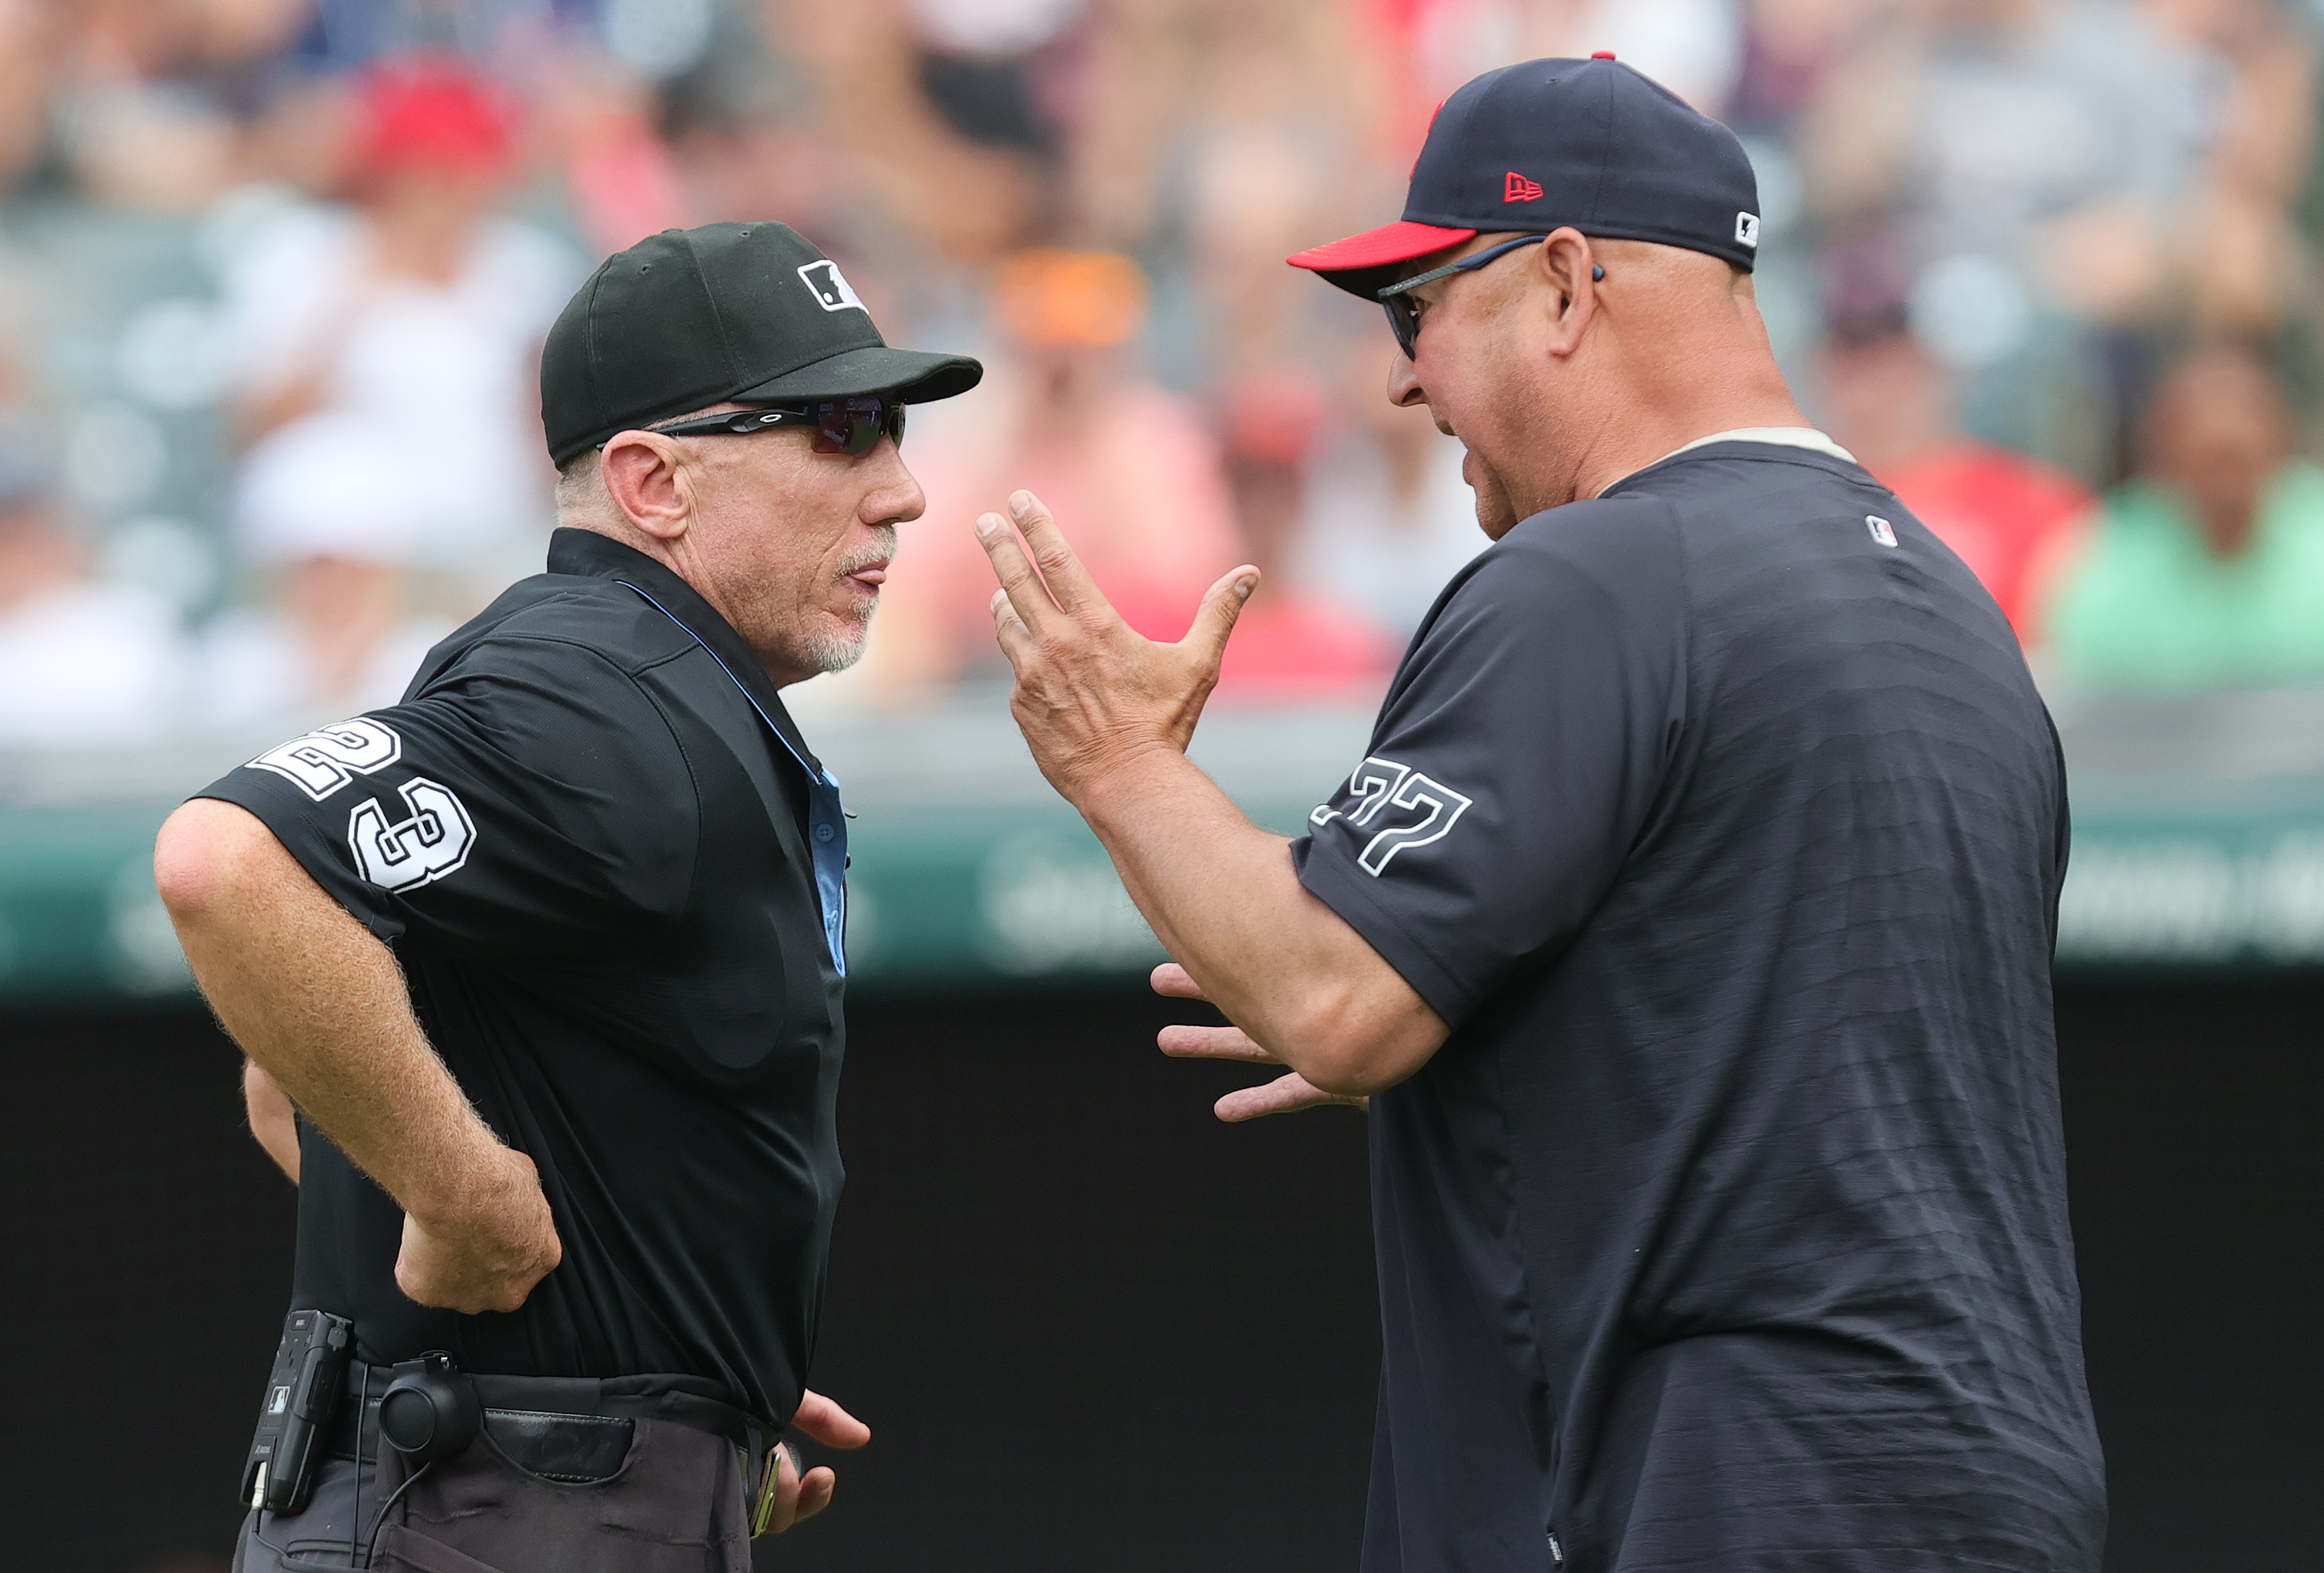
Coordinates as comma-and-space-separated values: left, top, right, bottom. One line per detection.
242, 1309, 356, 1514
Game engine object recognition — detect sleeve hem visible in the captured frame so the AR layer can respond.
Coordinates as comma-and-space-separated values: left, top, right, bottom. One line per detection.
188, 785, 403, 944
1297, 850, 1481, 1028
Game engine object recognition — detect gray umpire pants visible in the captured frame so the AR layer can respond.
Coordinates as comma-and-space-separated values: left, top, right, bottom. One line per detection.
232, 1413, 752, 1573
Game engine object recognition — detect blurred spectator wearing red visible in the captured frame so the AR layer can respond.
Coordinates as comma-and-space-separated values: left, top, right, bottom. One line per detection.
537, 51, 695, 259
219, 53, 579, 600
858, 249, 1240, 694
1210, 372, 1397, 701
1822, 322, 2094, 640
2041, 345, 2324, 693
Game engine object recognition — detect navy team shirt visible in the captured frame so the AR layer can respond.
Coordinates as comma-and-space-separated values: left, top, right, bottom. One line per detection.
1293, 438, 2106, 1572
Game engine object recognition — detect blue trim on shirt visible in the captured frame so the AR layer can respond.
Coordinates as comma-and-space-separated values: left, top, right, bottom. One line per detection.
617, 581, 850, 976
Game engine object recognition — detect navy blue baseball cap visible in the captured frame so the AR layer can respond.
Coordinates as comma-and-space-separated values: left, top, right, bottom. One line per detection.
1289, 55, 1760, 296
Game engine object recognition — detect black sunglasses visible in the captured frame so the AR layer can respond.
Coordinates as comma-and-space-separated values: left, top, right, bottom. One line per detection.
645, 397, 907, 457
1377, 235, 1603, 360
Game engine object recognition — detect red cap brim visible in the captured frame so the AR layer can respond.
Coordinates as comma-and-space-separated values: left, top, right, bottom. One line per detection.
1286, 220, 1477, 275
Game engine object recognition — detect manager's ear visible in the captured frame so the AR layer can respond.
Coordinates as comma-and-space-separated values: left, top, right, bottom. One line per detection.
1530, 227, 1600, 360
600, 431, 694, 544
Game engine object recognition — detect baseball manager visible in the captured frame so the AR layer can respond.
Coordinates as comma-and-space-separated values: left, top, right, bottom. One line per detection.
157, 222, 978, 1570
973, 58, 2105, 1573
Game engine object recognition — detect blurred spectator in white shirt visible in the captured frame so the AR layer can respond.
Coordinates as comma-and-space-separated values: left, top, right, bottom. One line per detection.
0, 420, 182, 747
196, 411, 450, 732
218, 52, 579, 598
1295, 343, 1487, 641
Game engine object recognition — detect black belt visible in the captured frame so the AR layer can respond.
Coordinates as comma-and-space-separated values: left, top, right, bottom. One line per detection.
327, 1363, 769, 1487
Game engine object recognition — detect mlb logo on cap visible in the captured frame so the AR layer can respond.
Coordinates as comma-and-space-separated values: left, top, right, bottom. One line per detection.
1288, 56, 1762, 296
798, 259, 866, 314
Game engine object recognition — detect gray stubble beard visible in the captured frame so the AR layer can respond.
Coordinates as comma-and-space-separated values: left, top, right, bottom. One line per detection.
805, 602, 877, 674
804, 525, 896, 674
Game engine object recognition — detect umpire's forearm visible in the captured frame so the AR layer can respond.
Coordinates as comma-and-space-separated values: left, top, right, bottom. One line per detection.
156, 799, 505, 1225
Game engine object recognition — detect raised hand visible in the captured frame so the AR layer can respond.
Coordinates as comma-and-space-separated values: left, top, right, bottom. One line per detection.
974, 489, 1418, 1112
1152, 963, 1370, 1122
976, 489, 1257, 802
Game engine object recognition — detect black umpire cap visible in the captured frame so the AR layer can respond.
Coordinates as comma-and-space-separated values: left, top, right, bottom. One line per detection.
1288, 54, 1761, 297
541, 222, 984, 465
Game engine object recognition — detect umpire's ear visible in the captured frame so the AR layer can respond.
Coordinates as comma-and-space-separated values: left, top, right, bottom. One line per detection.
600, 430, 696, 545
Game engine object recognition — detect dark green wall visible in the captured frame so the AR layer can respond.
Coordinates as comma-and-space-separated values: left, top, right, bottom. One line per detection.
3, 979, 2316, 1572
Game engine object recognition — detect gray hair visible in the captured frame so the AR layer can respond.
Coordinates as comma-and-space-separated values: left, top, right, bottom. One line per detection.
553, 403, 743, 524
554, 447, 607, 523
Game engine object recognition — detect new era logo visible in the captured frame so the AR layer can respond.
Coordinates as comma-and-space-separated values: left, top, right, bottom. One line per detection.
1504, 171, 1543, 203
798, 259, 866, 314
1735, 211, 1760, 249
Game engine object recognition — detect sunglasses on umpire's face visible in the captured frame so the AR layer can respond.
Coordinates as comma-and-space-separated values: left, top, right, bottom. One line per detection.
644, 397, 907, 457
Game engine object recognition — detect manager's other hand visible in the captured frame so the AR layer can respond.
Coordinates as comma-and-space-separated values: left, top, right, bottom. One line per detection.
974, 488, 1256, 797
1152, 963, 1371, 1122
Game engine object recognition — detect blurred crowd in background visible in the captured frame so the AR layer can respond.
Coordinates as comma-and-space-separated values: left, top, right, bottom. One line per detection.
4, 0, 2324, 749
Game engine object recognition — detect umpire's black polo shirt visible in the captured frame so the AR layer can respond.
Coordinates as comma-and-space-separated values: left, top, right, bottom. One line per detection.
1295, 438, 2106, 1572
197, 527, 848, 1428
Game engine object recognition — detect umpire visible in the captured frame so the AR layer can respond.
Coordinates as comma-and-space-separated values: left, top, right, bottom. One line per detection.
973, 59, 2105, 1573
156, 222, 979, 1570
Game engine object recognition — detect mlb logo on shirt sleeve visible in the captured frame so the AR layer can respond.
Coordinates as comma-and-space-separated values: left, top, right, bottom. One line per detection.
797, 260, 867, 313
